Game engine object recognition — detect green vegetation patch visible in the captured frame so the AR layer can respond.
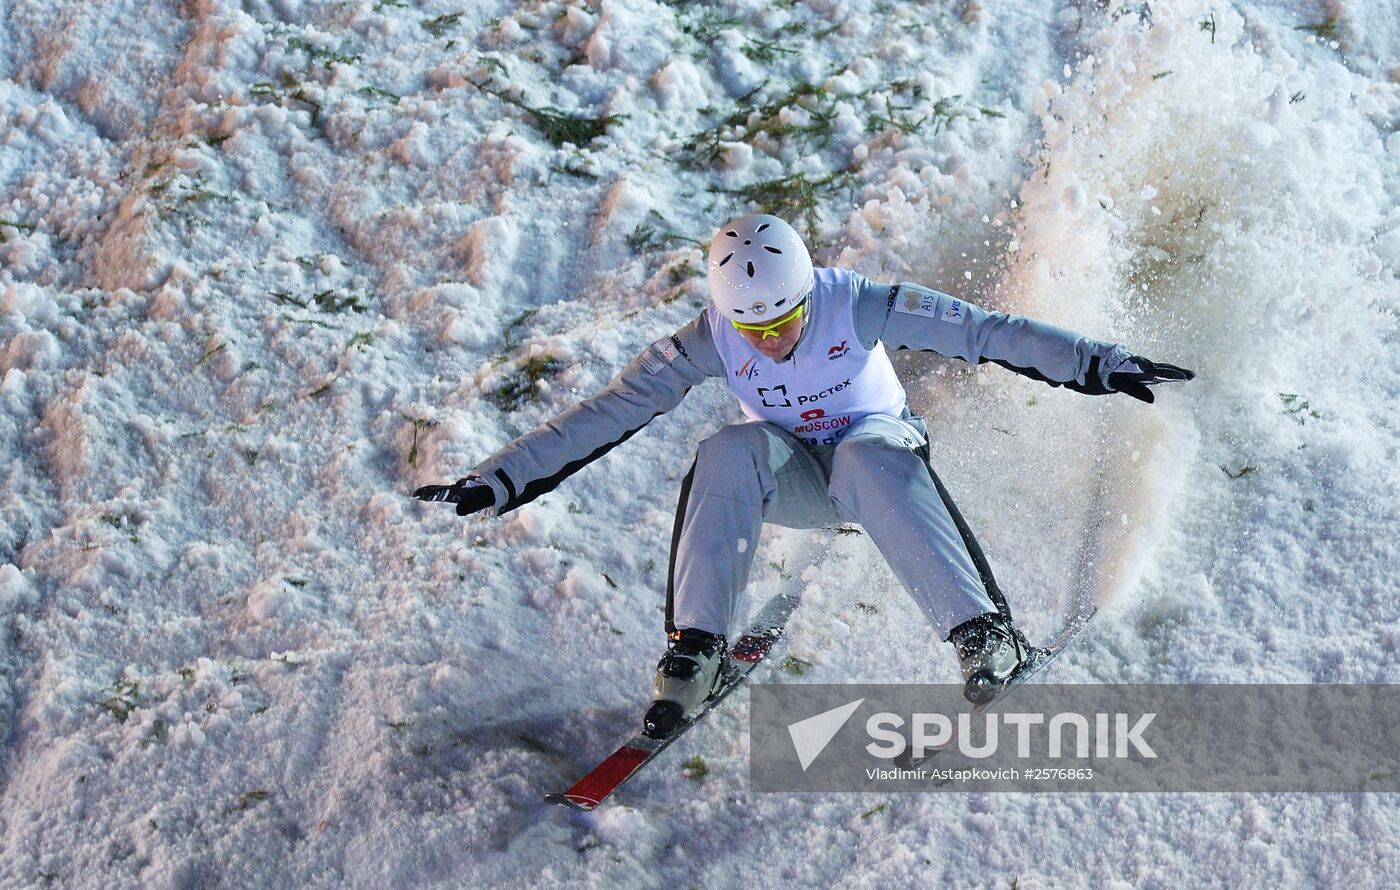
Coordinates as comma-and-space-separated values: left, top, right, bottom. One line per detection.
491, 355, 565, 411
682, 755, 710, 781
470, 78, 625, 147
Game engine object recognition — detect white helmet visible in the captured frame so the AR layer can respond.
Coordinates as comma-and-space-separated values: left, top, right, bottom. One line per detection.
707, 214, 813, 323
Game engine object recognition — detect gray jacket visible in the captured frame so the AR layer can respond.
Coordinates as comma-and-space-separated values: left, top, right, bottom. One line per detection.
470, 272, 1133, 516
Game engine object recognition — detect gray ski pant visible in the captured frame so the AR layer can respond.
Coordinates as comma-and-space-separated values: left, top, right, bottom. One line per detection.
666, 413, 998, 641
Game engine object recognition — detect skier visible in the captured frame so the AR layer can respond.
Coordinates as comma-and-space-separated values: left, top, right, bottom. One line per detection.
414, 213, 1193, 736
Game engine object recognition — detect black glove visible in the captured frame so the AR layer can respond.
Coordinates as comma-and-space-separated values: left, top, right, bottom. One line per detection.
413, 478, 495, 516
1107, 355, 1196, 403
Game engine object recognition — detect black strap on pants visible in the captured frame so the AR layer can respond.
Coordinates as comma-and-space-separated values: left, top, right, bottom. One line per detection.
916, 439, 1017, 628
663, 459, 699, 636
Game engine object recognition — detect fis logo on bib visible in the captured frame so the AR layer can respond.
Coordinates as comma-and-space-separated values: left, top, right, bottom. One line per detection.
735, 356, 759, 381
827, 340, 849, 361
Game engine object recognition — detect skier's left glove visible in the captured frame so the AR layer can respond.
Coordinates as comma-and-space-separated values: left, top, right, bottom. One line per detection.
1108, 355, 1196, 403
413, 475, 495, 516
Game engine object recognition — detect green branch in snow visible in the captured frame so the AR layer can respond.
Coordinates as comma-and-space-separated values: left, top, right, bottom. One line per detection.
628, 210, 705, 255
491, 355, 565, 411
470, 78, 625, 147
1295, 14, 1341, 40
716, 168, 859, 246
423, 13, 462, 37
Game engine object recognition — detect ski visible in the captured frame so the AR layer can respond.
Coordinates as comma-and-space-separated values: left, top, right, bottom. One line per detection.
545, 590, 802, 811
896, 605, 1098, 771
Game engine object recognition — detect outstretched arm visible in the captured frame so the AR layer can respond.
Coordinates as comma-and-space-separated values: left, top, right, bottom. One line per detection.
852, 278, 1193, 400
415, 312, 724, 517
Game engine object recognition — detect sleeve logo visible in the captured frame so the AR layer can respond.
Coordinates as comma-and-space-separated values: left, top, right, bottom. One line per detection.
891, 286, 966, 325
639, 337, 679, 375
893, 286, 939, 319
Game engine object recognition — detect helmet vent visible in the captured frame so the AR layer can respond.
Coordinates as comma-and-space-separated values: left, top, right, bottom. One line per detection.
775, 298, 787, 308
763, 245, 782, 254
726, 230, 738, 237
756, 223, 770, 232
718, 252, 734, 267
746, 261, 755, 277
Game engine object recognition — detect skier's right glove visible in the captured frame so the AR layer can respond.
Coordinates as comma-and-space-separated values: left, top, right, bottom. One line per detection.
413, 476, 495, 516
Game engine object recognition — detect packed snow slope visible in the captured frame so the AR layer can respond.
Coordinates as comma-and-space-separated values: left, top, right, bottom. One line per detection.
2, 0, 1398, 887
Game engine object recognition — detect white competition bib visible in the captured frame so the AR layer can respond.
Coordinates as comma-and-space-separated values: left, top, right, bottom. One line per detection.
709, 267, 906, 445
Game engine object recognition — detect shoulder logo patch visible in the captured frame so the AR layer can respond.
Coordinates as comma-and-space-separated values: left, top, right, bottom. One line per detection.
639, 337, 679, 375
892, 286, 939, 319
892, 286, 966, 325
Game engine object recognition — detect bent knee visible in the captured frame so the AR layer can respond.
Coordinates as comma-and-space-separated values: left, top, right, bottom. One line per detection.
833, 433, 918, 466
830, 434, 924, 490
696, 423, 776, 462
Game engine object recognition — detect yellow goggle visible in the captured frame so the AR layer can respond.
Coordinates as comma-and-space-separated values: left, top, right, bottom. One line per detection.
730, 302, 806, 339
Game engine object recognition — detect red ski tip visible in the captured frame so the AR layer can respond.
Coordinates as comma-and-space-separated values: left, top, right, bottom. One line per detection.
546, 745, 651, 811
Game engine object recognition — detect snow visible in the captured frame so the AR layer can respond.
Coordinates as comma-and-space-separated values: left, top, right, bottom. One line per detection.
2, 0, 1399, 886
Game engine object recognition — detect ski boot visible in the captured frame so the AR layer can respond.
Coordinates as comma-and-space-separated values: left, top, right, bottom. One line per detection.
643, 628, 726, 739
949, 612, 1031, 705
